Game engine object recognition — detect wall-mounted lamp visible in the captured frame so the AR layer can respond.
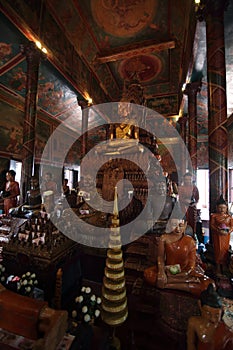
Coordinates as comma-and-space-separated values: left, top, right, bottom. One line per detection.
83, 92, 93, 106
35, 40, 48, 54
182, 83, 187, 92
194, 0, 207, 21
87, 97, 93, 105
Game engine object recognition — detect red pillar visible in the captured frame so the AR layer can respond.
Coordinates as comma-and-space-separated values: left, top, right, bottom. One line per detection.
177, 114, 188, 177
20, 42, 44, 202
184, 81, 201, 177
78, 100, 89, 158
204, 0, 229, 213
178, 115, 188, 145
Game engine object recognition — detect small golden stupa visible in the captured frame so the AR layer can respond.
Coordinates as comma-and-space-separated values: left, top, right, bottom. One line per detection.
101, 187, 128, 328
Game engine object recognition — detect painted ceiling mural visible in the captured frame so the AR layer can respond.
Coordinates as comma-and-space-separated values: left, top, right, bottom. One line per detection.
0, 0, 197, 161
0, 0, 196, 110
0, 11, 107, 157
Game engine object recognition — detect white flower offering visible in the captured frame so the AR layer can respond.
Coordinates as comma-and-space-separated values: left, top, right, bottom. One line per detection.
95, 309, 100, 318
72, 310, 77, 318
85, 287, 91, 294
90, 294, 96, 302
82, 306, 88, 313
84, 314, 91, 322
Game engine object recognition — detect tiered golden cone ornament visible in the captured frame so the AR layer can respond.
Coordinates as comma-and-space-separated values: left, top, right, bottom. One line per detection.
101, 187, 128, 340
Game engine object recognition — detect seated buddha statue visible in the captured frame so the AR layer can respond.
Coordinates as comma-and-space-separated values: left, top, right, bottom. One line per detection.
95, 119, 142, 155
115, 122, 133, 139
144, 205, 214, 297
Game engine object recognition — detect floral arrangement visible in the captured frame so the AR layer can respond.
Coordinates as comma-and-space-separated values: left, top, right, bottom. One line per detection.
71, 286, 102, 324
17, 271, 39, 296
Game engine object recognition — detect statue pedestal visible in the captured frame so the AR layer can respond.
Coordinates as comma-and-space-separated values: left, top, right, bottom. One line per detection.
159, 289, 200, 335
157, 291, 199, 349
131, 278, 200, 346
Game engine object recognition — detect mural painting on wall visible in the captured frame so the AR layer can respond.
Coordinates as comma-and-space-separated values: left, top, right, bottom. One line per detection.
146, 115, 179, 139
43, 9, 74, 74
65, 140, 81, 166
0, 13, 27, 97
38, 61, 80, 118
71, 54, 92, 99
0, 61, 27, 97
51, 129, 66, 164
0, 157, 10, 191
35, 119, 51, 163
0, 13, 25, 64
147, 95, 178, 116
0, 101, 23, 156
197, 114, 208, 135
158, 143, 177, 174
87, 126, 107, 152
51, 127, 80, 165
197, 141, 208, 168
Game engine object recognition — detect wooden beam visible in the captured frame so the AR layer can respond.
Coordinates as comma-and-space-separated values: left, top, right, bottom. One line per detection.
95, 40, 175, 64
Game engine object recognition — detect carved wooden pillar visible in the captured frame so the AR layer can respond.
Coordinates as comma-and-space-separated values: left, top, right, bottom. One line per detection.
177, 114, 188, 178
201, 0, 229, 213
184, 81, 201, 177
178, 115, 188, 145
20, 42, 43, 202
78, 100, 89, 158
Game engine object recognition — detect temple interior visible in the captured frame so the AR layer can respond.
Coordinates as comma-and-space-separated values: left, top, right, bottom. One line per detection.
0, 0, 233, 349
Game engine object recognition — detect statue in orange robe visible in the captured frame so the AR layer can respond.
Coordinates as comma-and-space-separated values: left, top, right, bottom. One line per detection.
210, 195, 233, 275
187, 284, 233, 350
144, 214, 214, 297
3, 170, 20, 215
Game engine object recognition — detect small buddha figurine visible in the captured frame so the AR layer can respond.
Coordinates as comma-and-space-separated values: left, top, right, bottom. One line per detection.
210, 195, 233, 275
144, 204, 214, 297
187, 284, 233, 350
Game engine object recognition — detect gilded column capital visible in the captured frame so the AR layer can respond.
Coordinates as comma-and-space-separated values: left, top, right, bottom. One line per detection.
183, 81, 201, 99
178, 114, 188, 126
78, 99, 89, 110
20, 41, 45, 64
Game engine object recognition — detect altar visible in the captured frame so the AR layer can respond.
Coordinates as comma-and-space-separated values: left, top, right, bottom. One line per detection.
1, 216, 82, 308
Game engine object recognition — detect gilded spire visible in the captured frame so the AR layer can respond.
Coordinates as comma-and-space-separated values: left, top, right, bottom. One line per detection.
101, 186, 128, 327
